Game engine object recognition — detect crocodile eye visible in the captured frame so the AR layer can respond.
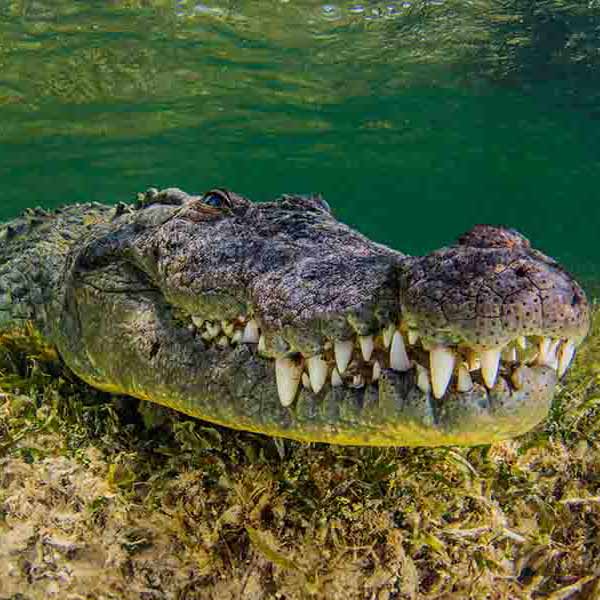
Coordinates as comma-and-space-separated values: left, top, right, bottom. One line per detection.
202, 189, 231, 209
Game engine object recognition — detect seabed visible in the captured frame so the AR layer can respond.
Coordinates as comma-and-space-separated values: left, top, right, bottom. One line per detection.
1, 306, 600, 599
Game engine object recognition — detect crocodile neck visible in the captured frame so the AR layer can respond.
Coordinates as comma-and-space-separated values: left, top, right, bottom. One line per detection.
0, 202, 116, 339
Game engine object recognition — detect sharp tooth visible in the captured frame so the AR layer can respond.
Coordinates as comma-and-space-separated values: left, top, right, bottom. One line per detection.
221, 320, 235, 336
415, 363, 431, 394
302, 372, 311, 390
331, 368, 343, 387
372, 361, 381, 381
217, 336, 229, 348
517, 336, 527, 350
390, 331, 411, 371
480, 348, 501, 389
352, 374, 365, 387
192, 316, 204, 329
558, 340, 576, 378
382, 324, 395, 349
538, 337, 551, 361
334, 340, 353, 374
307, 355, 328, 394
539, 337, 559, 367
257, 335, 266, 354
456, 363, 473, 392
275, 358, 302, 407
206, 322, 221, 338
429, 345, 456, 399
359, 336, 374, 361
408, 329, 419, 345
242, 319, 260, 343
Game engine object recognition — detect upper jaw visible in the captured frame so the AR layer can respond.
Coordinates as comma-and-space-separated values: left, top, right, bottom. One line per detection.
179, 222, 589, 409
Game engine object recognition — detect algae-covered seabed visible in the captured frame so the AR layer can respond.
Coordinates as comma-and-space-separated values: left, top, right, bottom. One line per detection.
0, 306, 599, 600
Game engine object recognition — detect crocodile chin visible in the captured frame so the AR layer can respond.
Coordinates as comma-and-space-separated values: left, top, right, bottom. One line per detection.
0, 187, 590, 446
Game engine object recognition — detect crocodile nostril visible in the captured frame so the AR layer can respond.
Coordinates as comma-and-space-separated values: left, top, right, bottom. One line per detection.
515, 266, 528, 278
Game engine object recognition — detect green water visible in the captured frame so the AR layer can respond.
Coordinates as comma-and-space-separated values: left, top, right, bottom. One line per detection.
1, 0, 599, 285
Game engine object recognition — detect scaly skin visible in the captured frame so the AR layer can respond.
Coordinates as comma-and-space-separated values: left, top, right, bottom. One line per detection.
0, 188, 590, 446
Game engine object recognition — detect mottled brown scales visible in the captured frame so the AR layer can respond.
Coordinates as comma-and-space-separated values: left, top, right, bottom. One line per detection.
0, 188, 591, 446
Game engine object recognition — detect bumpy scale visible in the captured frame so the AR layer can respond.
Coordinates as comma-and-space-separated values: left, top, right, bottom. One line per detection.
0, 188, 590, 446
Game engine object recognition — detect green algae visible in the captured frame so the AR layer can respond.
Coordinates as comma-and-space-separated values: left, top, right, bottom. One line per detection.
1, 307, 600, 599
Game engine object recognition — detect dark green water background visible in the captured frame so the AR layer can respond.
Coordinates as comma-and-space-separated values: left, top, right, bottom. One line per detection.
1, 1, 599, 286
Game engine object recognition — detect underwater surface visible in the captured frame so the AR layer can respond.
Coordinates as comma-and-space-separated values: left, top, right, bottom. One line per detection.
0, 0, 599, 285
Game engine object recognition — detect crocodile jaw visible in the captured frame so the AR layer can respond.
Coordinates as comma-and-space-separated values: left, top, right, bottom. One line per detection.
52, 190, 590, 446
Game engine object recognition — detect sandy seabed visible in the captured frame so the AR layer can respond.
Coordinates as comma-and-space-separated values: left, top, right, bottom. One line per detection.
1, 308, 600, 599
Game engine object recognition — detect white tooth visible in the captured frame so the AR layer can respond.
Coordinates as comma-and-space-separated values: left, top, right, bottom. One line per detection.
415, 363, 431, 394
539, 337, 559, 367
390, 331, 411, 372
231, 330, 243, 345
538, 337, 551, 362
456, 363, 473, 392
202, 327, 220, 340
549, 340, 560, 370
517, 336, 527, 350
221, 320, 235, 336
334, 340, 353, 374
352, 374, 365, 387
275, 358, 302, 407
302, 372, 311, 390
372, 361, 381, 381
192, 316, 204, 329
307, 355, 328, 394
257, 335, 266, 354
408, 329, 419, 345
359, 336, 374, 361
558, 340, 576, 378
429, 345, 456, 399
242, 319, 260, 343
331, 368, 343, 387
382, 324, 395, 349
206, 322, 221, 338
217, 336, 229, 348
480, 348, 501, 389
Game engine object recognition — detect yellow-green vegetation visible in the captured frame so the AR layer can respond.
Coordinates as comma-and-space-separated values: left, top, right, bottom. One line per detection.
1, 307, 600, 599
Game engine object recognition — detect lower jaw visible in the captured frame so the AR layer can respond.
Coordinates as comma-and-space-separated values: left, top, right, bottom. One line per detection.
272, 364, 557, 446
149, 343, 558, 447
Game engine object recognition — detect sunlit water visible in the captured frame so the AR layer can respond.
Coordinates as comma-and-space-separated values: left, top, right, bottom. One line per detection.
1, 0, 599, 288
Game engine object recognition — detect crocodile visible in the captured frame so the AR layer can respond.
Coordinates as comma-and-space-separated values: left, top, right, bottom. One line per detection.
0, 187, 590, 446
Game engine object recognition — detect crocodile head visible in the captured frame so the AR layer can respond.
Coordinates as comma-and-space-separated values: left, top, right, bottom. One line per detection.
56, 188, 590, 446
